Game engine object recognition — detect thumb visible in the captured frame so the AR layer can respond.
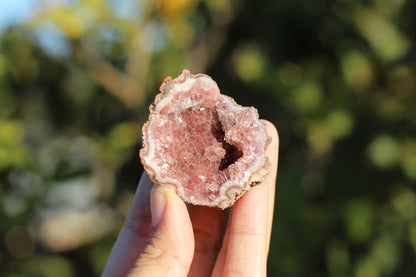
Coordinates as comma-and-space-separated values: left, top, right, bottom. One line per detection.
128, 184, 195, 277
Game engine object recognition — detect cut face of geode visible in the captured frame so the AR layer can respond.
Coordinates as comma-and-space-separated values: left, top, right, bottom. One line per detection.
140, 70, 270, 209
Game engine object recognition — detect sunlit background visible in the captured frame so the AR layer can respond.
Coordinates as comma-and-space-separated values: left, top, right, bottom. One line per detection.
0, 0, 415, 276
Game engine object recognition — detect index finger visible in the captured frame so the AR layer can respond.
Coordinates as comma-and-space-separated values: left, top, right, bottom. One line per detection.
223, 120, 279, 276
101, 173, 154, 277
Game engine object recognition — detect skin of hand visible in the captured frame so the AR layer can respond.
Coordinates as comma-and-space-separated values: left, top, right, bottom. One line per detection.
101, 120, 279, 277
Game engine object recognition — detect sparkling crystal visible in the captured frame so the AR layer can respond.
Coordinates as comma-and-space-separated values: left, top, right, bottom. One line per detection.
140, 70, 270, 209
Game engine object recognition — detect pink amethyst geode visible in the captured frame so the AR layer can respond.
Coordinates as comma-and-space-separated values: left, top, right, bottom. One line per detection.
140, 70, 270, 209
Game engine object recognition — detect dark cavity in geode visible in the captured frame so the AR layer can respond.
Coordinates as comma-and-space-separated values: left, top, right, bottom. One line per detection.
210, 115, 243, 171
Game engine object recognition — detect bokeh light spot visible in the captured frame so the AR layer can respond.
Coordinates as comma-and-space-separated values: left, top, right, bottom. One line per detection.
232, 43, 266, 83
292, 82, 322, 113
400, 140, 416, 181
345, 201, 373, 244
354, 9, 409, 61
326, 110, 353, 139
367, 135, 400, 169
341, 50, 373, 92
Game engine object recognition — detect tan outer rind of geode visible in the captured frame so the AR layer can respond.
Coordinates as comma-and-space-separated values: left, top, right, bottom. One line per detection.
140, 69, 271, 209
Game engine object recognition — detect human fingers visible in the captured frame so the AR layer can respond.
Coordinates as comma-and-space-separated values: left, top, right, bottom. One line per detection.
187, 206, 226, 277
261, 120, 279, 250
128, 184, 195, 276
101, 172, 154, 277
210, 209, 231, 277
214, 120, 279, 277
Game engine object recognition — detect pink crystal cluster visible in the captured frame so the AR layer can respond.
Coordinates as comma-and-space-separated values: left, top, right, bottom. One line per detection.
140, 70, 270, 208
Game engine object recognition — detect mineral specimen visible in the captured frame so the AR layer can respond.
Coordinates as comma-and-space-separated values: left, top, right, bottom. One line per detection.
140, 70, 270, 209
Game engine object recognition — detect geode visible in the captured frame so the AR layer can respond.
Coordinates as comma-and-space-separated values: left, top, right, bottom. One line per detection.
140, 70, 270, 209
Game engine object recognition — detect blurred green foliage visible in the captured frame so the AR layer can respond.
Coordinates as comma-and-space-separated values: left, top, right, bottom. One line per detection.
0, 0, 415, 276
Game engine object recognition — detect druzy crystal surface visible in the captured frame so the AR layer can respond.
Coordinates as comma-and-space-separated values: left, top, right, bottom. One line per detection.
140, 70, 270, 208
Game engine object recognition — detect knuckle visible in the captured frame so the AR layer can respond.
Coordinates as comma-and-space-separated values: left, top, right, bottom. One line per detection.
229, 226, 265, 237
140, 234, 166, 261
137, 233, 190, 272
224, 266, 266, 277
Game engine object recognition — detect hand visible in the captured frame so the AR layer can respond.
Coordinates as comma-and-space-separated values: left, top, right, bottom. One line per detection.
101, 120, 279, 277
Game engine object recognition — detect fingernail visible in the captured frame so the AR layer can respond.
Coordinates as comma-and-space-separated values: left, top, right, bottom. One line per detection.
150, 185, 167, 227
